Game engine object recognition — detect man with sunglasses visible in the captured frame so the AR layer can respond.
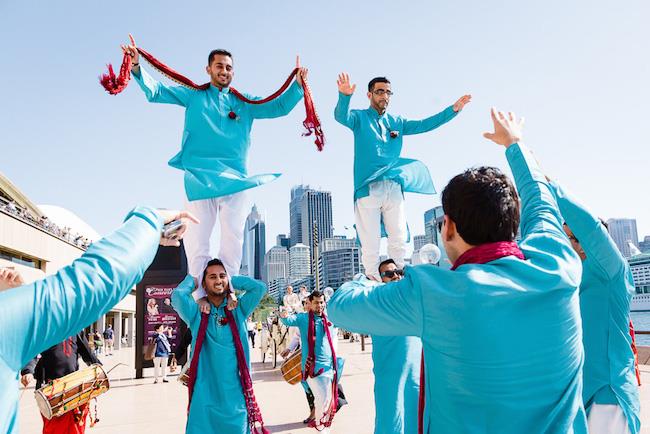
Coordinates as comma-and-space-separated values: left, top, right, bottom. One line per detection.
335, 73, 471, 280
369, 259, 421, 434
329, 109, 588, 433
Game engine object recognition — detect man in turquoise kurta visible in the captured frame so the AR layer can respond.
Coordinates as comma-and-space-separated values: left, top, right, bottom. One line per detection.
171, 260, 266, 434
280, 291, 341, 433
0, 206, 191, 434
328, 109, 588, 433
549, 181, 640, 433
334, 72, 471, 279
123, 38, 306, 286
369, 259, 421, 434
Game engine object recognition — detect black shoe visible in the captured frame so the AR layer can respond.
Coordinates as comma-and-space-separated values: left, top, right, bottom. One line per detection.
162, 379, 169, 383
303, 416, 315, 424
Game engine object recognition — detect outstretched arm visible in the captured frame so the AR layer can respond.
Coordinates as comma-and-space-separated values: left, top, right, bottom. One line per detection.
249, 57, 305, 119
328, 273, 423, 337
122, 34, 193, 106
549, 181, 626, 279
0, 207, 162, 371
402, 95, 470, 135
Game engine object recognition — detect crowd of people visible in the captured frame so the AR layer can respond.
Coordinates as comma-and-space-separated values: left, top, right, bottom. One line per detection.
0, 198, 92, 249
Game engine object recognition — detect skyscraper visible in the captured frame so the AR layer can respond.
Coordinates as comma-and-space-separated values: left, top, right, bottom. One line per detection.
320, 236, 356, 253
276, 234, 290, 249
289, 243, 311, 280
607, 218, 639, 258
424, 206, 444, 245
423, 205, 450, 270
413, 234, 427, 251
264, 245, 290, 284
240, 205, 266, 280
289, 185, 308, 247
300, 189, 333, 273
318, 246, 362, 290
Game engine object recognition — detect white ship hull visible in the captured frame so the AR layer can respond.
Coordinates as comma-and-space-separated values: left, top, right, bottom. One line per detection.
631, 294, 650, 312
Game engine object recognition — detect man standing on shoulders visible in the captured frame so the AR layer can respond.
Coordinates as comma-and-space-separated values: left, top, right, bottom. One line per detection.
122, 36, 308, 294
334, 73, 470, 280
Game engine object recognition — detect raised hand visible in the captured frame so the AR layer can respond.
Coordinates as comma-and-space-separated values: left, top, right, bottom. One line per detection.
0, 267, 25, 290
156, 209, 200, 247
295, 55, 309, 88
120, 34, 140, 67
337, 73, 356, 96
453, 94, 472, 112
483, 107, 525, 148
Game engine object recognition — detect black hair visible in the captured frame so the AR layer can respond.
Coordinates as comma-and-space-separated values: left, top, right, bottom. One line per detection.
441, 167, 520, 245
378, 258, 396, 273
368, 77, 390, 92
154, 324, 164, 331
309, 290, 323, 301
208, 49, 233, 65
202, 258, 227, 287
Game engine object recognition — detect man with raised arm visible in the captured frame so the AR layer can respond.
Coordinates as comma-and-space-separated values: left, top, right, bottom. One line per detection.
328, 109, 587, 433
334, 73, 470, 279
0, 208, 197, 434
548, 181, 640, 433
122, 36, 308, 293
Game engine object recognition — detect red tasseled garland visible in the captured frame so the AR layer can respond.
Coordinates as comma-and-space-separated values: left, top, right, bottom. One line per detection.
100, 48, 324, 150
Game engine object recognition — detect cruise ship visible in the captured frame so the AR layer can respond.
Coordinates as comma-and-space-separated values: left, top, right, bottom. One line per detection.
630, 251, 650, 312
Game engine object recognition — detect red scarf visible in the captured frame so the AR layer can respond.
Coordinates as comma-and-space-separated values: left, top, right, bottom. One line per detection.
186, 310, 269, 434
100, 48, 324, 150
629, 319, 642, 386
303, 311, 339, 428
418, 241, 525, 434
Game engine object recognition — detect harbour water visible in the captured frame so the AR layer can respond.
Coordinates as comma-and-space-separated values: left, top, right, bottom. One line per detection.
631, 311, 650, 345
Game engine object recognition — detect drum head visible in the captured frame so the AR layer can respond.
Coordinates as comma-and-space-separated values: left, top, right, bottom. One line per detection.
34, 389, 54, 420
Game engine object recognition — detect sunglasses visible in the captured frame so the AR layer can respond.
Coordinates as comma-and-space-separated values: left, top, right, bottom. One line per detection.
380, 269, 404, 278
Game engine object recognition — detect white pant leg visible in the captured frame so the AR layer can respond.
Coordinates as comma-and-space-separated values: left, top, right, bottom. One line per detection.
587, 404, 631, 434
382, 181, 408, 268
153, 357, 162, 381
306, 376, 333, 434
183, 198, 219, 280
355, 185, 383, 280
160, 356, 168, 380
217, 192, 249, 277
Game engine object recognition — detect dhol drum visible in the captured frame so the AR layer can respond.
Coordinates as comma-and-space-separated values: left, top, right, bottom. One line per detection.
280, 349, 302, 385
35, 364, 109, 420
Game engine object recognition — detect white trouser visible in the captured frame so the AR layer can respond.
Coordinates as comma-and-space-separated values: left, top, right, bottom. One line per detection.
183, 192, 249, 299
355, 180, 407, 280
587, 404, 630, 434
153, 356, 168, 381
306, 375, 334, 433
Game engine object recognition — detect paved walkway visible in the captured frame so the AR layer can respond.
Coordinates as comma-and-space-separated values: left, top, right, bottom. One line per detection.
17, 338, 650, 433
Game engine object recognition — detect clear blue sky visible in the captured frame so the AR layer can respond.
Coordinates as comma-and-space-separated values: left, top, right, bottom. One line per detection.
2, 0, 649, 253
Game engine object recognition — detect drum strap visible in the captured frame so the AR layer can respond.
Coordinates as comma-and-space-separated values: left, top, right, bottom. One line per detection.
186, 313, 208, 414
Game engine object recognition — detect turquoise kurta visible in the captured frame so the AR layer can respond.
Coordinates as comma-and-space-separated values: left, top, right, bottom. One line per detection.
0, 207, 163, 434
133, 67, 304, 201
550, 182, 640, 433
371, 335, 421, 434
328, 144, 588, 434
172, 274, 266, 434
334, 92, 458, 200
281, 313, 338, 379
